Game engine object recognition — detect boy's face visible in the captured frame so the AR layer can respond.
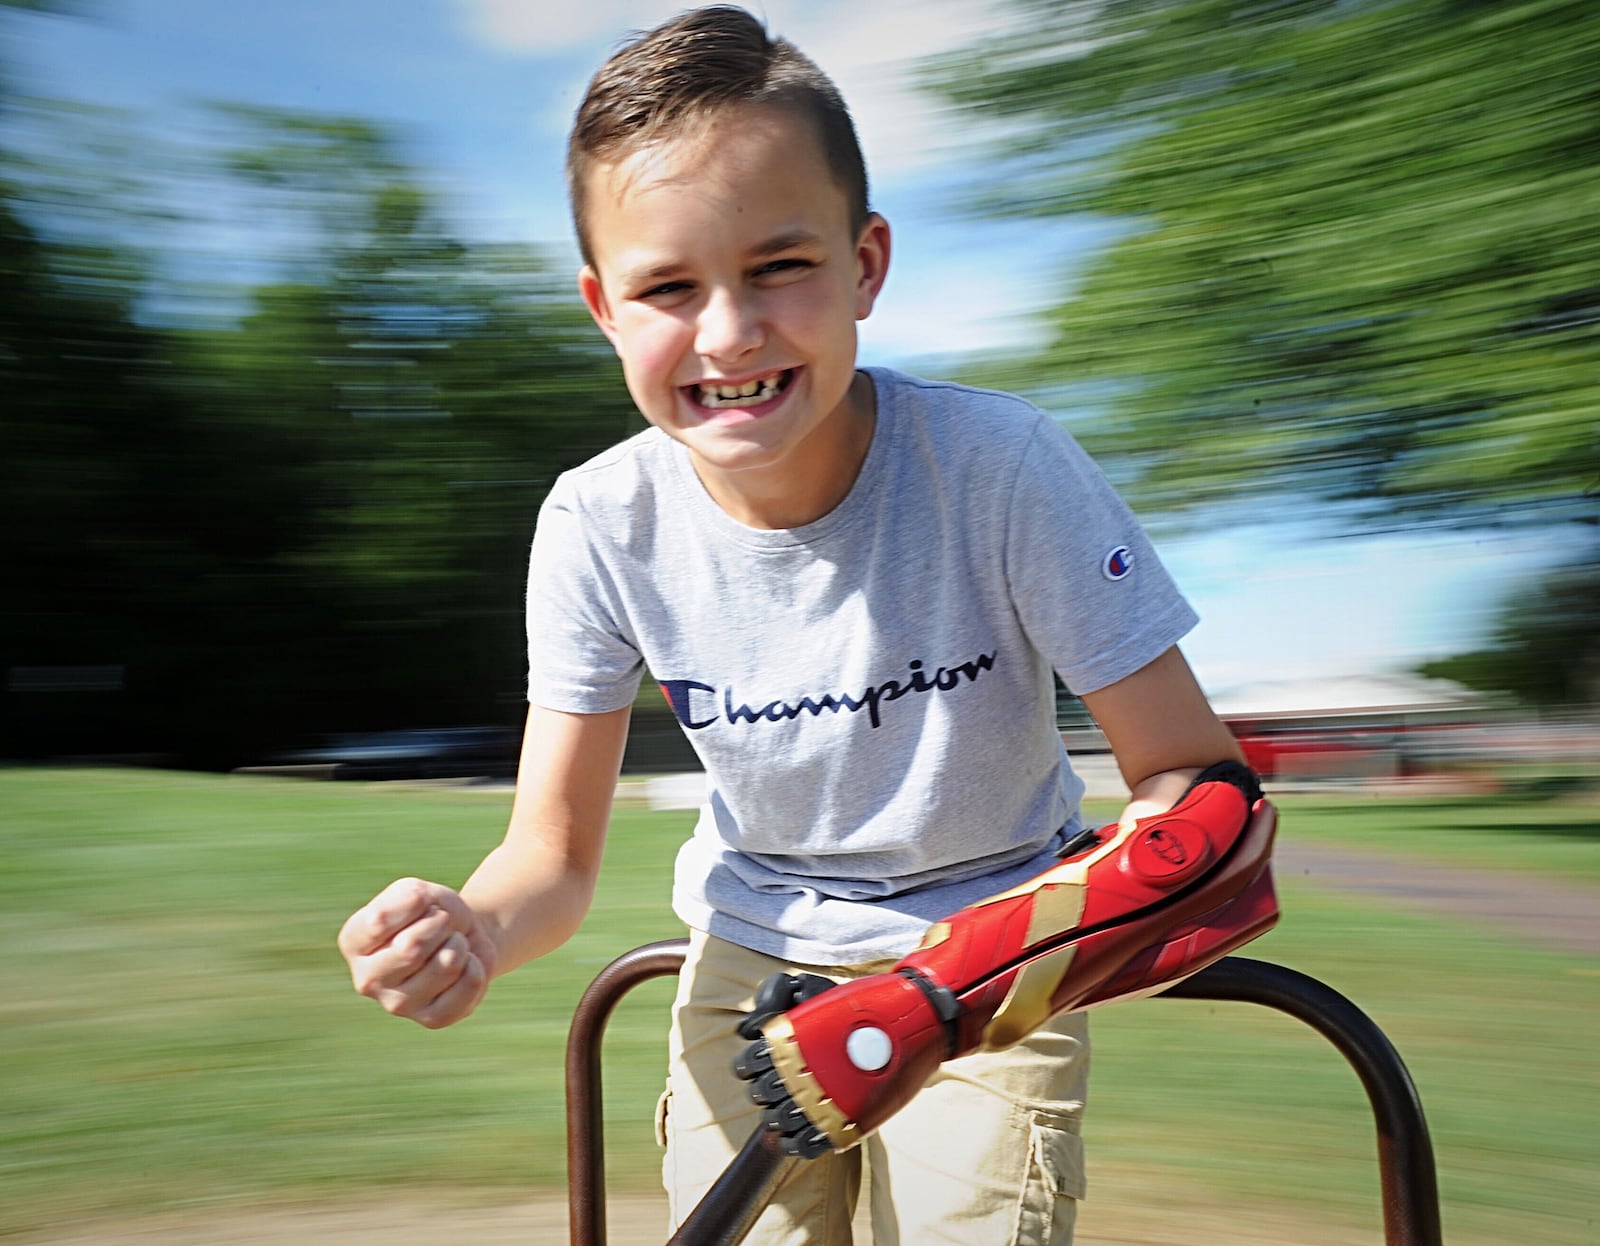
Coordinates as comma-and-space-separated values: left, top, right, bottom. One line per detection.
577, 103, 890, 518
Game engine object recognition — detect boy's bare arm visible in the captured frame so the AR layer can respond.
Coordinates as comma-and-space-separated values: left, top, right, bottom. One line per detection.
337, 703, 630, 1028
461, 703, 631, 971
1079, 645, 1245, 830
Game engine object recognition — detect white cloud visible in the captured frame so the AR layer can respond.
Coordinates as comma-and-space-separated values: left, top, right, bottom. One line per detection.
766, 0, 1009, 179
454, 0, 1013, 178
448, 0, 692, 51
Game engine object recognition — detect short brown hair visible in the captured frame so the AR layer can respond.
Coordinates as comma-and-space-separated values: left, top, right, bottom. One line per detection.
566, 5, 870, 266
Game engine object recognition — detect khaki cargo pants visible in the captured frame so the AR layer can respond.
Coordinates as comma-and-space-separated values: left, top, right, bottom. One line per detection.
658, 927, 1088, 1244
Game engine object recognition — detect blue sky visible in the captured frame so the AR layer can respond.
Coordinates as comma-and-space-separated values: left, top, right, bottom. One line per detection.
7, 0, 1556, 705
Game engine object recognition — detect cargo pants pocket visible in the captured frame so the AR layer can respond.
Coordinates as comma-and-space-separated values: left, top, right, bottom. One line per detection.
654, 1084, 672, 1149
1011, 1110, 1085, 1245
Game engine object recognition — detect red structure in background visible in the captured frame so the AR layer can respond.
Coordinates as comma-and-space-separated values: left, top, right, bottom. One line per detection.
1229, 718, 1412, 783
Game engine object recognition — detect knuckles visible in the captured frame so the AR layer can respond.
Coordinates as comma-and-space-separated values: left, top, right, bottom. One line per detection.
340, 876, 489, 1031
391, 875, 430, 901
412, 958, 488, 1030
379, 876, 433, 924
361, 945, 486, 1029
434, 934, 468, 973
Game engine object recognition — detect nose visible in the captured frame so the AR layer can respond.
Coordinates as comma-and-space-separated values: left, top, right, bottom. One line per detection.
694, 286, 762, 362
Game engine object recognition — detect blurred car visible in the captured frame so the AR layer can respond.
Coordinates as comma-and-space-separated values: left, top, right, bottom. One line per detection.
274, 726, 519, 781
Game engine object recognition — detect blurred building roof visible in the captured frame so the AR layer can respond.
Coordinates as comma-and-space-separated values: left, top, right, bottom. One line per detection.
1210, 672, 1484, 719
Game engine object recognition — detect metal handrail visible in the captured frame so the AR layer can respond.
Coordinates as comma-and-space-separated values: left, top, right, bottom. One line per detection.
567, 939, 690, 1246
565, 941, 1440, 1246
1161, 957, 1440, 1246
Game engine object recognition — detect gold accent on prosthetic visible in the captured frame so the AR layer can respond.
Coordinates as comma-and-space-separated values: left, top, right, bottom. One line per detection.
970, 821, 1131, 908
761, 1014, 863, 1151
916, 920, 952, 950
916, 876, 1084, 952
1022, 881, 1088, 946
981, 945, 1078, 1051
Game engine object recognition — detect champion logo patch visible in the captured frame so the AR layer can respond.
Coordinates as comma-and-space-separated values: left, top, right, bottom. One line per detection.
1101, 545, 1134, 581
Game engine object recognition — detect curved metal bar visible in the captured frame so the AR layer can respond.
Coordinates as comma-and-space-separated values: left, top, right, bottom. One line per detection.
566, 939, 688, 1246
665, 1123, 799, 1246
565, 945, 1441, 1246
1161, 957, 1442, 1246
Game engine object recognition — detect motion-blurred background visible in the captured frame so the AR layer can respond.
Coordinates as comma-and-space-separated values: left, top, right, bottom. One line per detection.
1, 2, 1596, 1244
3, 0, 1596, 774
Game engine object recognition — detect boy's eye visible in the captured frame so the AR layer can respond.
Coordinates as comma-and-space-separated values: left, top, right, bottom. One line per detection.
755, 258, 812, 278
640, 280, 691, 299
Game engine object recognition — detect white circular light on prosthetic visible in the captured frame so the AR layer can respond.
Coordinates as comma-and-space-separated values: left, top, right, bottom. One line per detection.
845, 1025, 893, 1072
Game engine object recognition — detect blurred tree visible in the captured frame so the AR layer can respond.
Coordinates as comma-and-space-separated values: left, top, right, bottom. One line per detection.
1, 3, 179, 755
159, 107, 631, 760
928, 0, 1598, 531
0, 195, 171, 756
925, 0, 1598, 705
1, 87, 632, 765
1419, 540, 1599, 708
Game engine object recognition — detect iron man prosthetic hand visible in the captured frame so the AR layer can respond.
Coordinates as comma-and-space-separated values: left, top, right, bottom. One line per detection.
733, 762, 1279, 1158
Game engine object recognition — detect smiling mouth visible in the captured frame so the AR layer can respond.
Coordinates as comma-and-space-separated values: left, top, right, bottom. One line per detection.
689, 368, 795, 410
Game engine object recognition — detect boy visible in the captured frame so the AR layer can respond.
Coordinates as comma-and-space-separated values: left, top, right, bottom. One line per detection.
338, 7, 1246, 1243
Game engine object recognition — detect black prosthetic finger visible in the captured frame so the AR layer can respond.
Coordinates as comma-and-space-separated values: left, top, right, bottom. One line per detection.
790, 972, 836, 1005
736, 971, 838, 1039
753, 971, 803, 1015
729, 970, 843, 1160
780, 1124, 834, 1160
748, 1067, 790, 1107
736, 973, 799, 1038
767, 1098, 811, 1134
732, 1038, 772, 1082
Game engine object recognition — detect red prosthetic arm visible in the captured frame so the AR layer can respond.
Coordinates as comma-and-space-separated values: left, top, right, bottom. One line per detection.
733, 762, 1279, 1158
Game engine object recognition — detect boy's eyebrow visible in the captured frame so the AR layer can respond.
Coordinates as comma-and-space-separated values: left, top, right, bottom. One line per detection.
616, 230, 827, 287
617, 259, 687, 287
750, 229, 825, 256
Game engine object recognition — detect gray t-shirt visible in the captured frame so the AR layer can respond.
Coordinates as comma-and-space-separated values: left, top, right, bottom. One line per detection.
527, 368, 1197, 963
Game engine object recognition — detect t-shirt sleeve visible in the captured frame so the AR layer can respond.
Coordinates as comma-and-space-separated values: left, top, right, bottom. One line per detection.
525, 478, 645, 713
1003, 414, 1198, 696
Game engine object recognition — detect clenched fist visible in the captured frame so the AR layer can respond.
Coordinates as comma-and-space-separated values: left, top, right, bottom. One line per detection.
338, 878, 500, 1029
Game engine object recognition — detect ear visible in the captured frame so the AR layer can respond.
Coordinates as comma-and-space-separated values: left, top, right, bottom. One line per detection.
578, 265, 622, 352
853, 212, 892, 321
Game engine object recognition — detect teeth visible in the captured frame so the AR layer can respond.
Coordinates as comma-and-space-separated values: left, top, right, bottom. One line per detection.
697, 372, 786, 409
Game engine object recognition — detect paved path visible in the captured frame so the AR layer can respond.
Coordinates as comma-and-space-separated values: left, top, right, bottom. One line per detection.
1274, 837, 1600, 956
625, 771, 1599, 957
626, 771, 1600, 957
14, 1190, 1386, 1246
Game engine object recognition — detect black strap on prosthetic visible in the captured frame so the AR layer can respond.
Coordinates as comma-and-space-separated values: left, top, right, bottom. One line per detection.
898, 966, 962, 1058
1186, 759, 1264, 805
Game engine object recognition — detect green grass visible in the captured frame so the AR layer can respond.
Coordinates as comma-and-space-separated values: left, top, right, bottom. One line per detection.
2, 769, 1597, 1243
0, 767, 688, 1231
1086, 886, 1598, 1244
